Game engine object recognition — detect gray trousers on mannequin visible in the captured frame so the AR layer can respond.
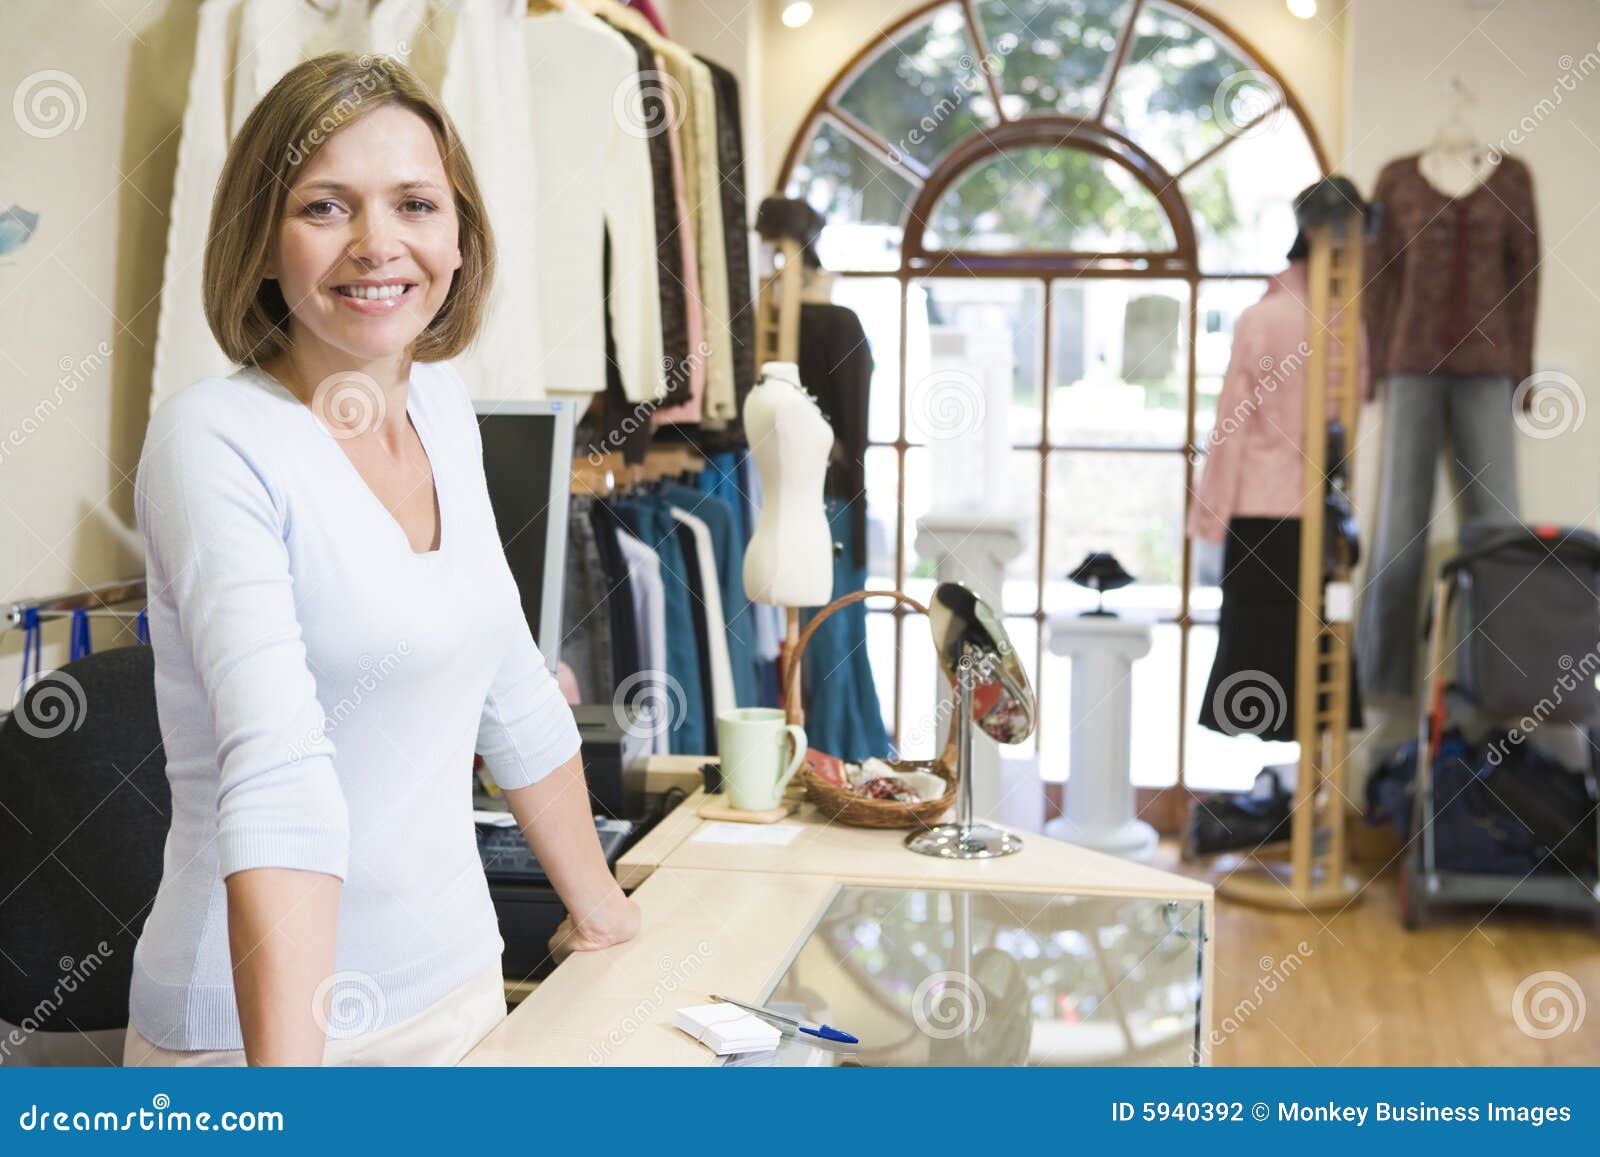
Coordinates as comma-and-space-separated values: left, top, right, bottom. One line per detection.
1357, 373, 1520, 697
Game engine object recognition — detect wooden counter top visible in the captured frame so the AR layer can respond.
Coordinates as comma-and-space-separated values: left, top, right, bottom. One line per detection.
658, 795, 1211, 900
463, 868, 838, 1066
618, 753, 1207, 902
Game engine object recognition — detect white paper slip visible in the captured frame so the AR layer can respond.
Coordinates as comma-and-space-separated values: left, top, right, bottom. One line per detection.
674, 1003, 782, 1055
472, 809, 518, 828
690, 821, 805, 847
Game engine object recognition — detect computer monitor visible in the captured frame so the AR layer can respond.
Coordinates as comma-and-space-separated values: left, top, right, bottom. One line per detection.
474, 399, 574, 673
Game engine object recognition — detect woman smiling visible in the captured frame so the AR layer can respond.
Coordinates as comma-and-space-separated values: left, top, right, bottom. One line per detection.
123, 52, 639, 1068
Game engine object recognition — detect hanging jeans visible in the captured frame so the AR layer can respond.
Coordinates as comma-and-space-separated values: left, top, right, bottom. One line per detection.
562, 496, 615, 703
1358, 373, 1520, 697
800, 496, 891, 762
659, 480, 759, 708
613, 496, 708, 755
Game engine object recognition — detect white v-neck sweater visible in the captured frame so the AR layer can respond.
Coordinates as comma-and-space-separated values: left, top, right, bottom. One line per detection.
130, 358, 581, 1051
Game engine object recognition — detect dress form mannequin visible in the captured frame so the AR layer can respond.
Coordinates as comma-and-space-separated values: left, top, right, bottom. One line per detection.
1418, 86, 1497, 197
743, 361, 834, 606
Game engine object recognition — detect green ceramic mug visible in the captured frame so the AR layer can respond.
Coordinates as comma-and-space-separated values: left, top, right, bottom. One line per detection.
716, 708, 807, 812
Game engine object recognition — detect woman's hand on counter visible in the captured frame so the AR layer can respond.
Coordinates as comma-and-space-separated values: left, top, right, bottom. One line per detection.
548, 889, 641, 964
500, 748, 643, 967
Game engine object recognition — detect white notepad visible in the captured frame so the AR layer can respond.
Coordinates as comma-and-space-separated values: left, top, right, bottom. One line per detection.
689, 821, 804, 847
674, 1003, 782, 1055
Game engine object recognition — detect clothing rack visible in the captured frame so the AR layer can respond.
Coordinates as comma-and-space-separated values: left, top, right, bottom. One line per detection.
6, 577, 147, 630
572, 445, 705, 497
3, 579, 149, 722
1216, 213, 1365, 910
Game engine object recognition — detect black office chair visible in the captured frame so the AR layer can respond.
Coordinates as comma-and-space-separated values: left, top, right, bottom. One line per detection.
0, 645, 170, 1057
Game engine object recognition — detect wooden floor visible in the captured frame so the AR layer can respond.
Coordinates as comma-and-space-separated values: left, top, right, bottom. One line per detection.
1159, 847, 1600, 1065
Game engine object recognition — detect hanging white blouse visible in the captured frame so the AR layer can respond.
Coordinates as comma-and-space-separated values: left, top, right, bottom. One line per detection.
526, 4, 664, 402
439, 0, 545, 401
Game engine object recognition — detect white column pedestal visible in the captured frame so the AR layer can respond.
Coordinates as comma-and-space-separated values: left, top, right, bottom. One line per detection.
1045, 613, 1157, 862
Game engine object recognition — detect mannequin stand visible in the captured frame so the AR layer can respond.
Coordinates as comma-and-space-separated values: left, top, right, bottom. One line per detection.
905, 652, 1024, 860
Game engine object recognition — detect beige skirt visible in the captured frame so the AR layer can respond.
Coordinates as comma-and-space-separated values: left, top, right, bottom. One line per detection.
122, 962, 506, 1067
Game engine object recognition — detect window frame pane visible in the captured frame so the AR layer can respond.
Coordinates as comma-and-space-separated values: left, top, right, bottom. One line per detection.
788, 0, 1325, 791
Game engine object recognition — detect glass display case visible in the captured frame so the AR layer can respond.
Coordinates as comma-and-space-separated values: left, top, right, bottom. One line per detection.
734, 883, 1205, 1067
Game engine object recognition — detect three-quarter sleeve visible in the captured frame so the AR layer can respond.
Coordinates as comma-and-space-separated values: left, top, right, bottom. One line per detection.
475, 602, 583, 791
136, 400, 350, 880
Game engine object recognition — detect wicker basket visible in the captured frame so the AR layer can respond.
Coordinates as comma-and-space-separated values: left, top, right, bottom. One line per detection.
784, 589, 959, 829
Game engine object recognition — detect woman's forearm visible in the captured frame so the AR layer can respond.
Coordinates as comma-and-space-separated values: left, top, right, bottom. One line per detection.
225, 866, 342, 1066
502, 750, 628, 929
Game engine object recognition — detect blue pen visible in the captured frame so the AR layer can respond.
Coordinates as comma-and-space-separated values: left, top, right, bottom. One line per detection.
709, 993, 859, 1045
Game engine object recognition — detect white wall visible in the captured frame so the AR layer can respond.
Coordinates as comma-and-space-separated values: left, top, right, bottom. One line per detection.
0, 1, 193, 685
1346, 0, 1600, 534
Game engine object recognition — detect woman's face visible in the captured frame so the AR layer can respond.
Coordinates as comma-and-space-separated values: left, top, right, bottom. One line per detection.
266, 103, 464, 364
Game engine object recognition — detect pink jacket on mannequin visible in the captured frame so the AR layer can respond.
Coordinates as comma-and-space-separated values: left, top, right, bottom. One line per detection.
1187, 262, 1370, 544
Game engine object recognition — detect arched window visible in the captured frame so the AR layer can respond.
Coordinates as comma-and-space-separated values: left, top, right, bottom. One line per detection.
778, 0, 1325, 798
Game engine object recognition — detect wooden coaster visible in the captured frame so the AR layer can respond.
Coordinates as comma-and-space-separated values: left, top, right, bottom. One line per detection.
697, 794, 799, 824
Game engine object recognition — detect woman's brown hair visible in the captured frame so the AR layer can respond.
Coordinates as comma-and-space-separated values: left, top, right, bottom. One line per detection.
202, 51, 494, 367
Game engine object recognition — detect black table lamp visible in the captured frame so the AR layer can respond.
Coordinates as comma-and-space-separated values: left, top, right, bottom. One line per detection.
1068, 552, 1135, 617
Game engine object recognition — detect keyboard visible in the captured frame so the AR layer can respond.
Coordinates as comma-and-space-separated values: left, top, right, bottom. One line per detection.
475, 815, 635, 884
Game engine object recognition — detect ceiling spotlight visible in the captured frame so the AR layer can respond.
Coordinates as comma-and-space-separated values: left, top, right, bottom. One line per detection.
781, 0, 814, 28
1286, 0, 1318, 18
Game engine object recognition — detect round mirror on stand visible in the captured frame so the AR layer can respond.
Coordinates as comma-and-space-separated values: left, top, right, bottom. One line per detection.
905, 582, 1037, 860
